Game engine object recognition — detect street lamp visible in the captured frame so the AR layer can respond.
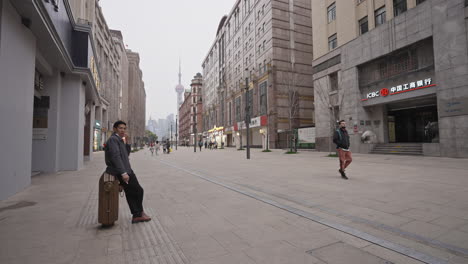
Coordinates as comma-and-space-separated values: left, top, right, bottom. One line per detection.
244, 68, 251, 159
193, 109, 197, 153
175, 114, 178, 150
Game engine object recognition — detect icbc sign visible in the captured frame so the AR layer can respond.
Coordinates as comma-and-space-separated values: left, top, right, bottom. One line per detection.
362, 78, 435, 101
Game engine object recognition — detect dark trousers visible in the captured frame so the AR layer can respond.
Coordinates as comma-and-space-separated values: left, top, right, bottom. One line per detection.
120, 173, 144, 217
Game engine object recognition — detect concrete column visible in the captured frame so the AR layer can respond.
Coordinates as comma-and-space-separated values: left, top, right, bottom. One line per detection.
58, 75, 85, 170
0, 0, 36, 200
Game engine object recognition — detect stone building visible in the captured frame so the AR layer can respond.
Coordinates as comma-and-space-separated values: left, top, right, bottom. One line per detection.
126, 50, 147, 146
312, 0, 468, 157
178, 90, 192, 146
202, 0, 314, 149
0, 0, 100, 199
178, 73, 204, 146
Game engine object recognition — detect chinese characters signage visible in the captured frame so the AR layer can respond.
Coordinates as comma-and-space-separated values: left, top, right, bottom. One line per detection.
362, 78, 436, 101
90, 56, 101, 91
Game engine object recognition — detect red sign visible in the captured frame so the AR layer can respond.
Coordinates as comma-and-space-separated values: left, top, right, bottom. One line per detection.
260, 115, 268, 126
380, 88, 389, 97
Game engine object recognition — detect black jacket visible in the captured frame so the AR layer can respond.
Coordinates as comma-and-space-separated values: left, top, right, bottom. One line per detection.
333, 128, 350, 149
105, 133, 133, 178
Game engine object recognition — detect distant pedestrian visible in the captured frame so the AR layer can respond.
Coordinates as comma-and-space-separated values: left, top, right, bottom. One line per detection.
333, 120, 352, 180
155, 141, 160, 156
166, 140, 171, 154
104, 121, 151, 223
149, 145, 154, 156
198, 140, 203, 151
204, 141, 207, 149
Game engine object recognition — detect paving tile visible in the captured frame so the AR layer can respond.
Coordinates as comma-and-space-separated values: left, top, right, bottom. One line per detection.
361, 244, 424, 264
244, 240, 325, 264
430, 215, 468, 229
307, 242, 392, 264
436, 230, 468, 250
178, 235, 229, 262
398, 208, 444, 222
398, 220, 447, 239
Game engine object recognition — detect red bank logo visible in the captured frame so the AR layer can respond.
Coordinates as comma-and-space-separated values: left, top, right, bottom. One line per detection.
380, 88, 389, 97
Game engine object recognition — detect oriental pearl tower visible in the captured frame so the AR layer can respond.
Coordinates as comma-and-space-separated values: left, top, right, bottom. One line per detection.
175, 60, 185, 110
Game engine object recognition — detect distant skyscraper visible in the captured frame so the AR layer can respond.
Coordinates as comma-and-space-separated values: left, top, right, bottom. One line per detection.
175, 60, 185, 111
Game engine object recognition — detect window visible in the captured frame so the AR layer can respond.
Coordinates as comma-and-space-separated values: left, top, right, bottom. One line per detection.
235, 96, 241, 121
357, 0, 365, 4
416, 0, 426, 4
359, 16, 368, 35
329, 72, 338, 91
328, 34, 337, 50
259, 81, 267, 115
393, 0, 407, 17
374, 6, 386, 26
327, 3, 336, 23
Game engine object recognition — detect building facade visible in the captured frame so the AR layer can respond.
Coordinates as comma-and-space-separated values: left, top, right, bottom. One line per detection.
126, 50, 147, 146
0, 0, 101, 200
312, 0, 468, 157
178, 90, 192, 146
202, 0, 314, 149
178, 73, 204, 146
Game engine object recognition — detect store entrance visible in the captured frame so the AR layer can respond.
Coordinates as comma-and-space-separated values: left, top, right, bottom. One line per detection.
387, 97, 438, 143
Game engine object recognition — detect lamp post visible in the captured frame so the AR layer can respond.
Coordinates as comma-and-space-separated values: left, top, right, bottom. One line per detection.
170, 122, 173, 148
175, 114, 178, 150
193, 113, 197, 153
244, 68, 250, 159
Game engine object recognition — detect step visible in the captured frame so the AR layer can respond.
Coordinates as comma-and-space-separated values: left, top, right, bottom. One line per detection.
371, 151, 423, 156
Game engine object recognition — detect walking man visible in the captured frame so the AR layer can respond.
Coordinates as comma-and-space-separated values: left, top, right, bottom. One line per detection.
105, 121, 151, 223
198, 140, 203, 151
333, 120, 352, 180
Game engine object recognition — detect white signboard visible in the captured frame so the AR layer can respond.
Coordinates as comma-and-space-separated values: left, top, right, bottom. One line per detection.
33, 128, 48, 140
298, 127, 315, 143
237, 116, 262, 129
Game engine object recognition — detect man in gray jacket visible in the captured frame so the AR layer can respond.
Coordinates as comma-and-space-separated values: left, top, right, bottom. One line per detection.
105, 121, 151, 223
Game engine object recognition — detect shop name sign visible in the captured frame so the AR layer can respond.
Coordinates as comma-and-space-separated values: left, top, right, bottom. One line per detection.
362, 78, 436, 101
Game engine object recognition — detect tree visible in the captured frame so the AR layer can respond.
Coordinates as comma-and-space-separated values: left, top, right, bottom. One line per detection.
314, 74, 346, 154
277, 64, 304, 153
145, 130, 157, 144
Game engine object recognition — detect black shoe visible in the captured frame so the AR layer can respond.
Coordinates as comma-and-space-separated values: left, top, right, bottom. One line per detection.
339, 169, 348, 180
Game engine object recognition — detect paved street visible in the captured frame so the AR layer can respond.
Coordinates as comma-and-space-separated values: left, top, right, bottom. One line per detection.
1, 148, 468, 264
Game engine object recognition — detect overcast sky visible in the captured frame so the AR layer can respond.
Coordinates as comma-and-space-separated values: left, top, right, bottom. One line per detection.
99, 0, 234, 122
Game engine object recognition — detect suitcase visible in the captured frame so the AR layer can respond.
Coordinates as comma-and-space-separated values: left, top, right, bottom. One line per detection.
98, 172, 120, 227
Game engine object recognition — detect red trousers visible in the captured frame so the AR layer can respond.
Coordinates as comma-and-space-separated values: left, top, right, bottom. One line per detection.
338, 148, 352, 171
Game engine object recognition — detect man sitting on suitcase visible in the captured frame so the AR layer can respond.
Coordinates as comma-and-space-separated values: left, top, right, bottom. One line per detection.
105, 120, 151, 224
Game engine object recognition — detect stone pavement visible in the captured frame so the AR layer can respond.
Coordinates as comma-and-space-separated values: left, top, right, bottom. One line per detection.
0, 147, 467, 264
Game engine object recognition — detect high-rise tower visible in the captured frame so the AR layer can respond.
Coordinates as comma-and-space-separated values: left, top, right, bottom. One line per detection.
175, 60, 185, 110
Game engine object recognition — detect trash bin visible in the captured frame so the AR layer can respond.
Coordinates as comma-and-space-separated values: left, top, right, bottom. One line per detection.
98, 172, 120, 227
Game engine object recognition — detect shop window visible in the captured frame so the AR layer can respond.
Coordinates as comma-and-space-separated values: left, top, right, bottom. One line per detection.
393, 0, 407, 17
359, 16, 368, 35
327, 2, 336, 23
329, 72, 338, 91
328, 34, 337, 50
374, 6, 386, 26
